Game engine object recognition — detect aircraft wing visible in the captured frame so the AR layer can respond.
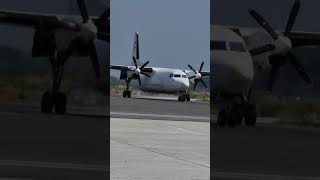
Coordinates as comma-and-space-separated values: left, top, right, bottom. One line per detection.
222, 26, 320, 48
0, 10, 78, 29
287, 31, 320, 47
110, 65, 130, 71
0, 10, 109, 42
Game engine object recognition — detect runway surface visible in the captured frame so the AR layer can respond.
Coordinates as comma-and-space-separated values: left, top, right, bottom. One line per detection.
0, 103, 108, 179
111, 117, 210, 180
2, 96, 320, 179
112, 96, 320, 179
212, 124, 320, 180
110, 96, 210, 180
110, 96, 210, 121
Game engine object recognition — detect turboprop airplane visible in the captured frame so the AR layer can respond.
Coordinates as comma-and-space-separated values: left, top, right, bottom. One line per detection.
0, 0, 109, 114
110, 32, 210, 102
212, 0, 320, 127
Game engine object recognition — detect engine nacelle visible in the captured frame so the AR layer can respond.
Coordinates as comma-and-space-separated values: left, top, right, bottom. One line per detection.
32, 28, 56, 57
120, 70, 128, 80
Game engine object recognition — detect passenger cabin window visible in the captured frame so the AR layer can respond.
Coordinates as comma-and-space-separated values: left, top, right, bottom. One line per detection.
174, 74, 181, 78
229, 42, 246, 52
211, 41, 227, 50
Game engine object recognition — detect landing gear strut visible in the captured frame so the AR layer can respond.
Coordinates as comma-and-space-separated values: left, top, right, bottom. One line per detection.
41, 54, 67, 114
123, 79, 132, 98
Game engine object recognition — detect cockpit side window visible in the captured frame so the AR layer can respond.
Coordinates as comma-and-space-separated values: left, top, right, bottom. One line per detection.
182, 75, 187, 78
169, 73, 174, 78
210, 41, 227, 50
229, 41, 246, 52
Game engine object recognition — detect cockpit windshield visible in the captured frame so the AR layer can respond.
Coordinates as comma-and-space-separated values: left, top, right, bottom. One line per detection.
211, 40, 247, 52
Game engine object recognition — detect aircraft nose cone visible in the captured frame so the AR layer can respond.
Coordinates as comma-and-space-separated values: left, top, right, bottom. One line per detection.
212, 54, 254, 93
180, 80, 189, 90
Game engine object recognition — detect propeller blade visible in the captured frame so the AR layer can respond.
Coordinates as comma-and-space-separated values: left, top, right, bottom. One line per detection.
140, 61, 150, 69
188, 64, 197, 74
248, 9, 279, 40
141, 72, 151, 77
287, 52, 312, 84
132, 56, 138, 69
200, 78, 208, 88
194, 81, 198, 91
140, 67, 153, 73
137, 74, 142, 86
285, 0, 300, 36
77, 0, 89, 23
200, 72, 210, 77
268, 65, 280, 91
249, 44, 276, 56
199, 61, 204, 73
88, 40, 101, 78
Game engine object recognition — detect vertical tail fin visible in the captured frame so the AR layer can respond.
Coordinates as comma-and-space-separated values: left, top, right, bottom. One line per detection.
131, 32, 144, 66
133, 32, 140, 60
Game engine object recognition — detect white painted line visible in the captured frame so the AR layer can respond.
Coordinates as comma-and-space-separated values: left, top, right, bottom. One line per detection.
110, 111, 209, 121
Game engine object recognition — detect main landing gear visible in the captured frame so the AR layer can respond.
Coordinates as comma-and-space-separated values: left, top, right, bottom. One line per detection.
123, 79, 132, 98
217, 93, 256, 127
178, 92, 190, 102
41, 54, 68, 114
217, 104, 256, 127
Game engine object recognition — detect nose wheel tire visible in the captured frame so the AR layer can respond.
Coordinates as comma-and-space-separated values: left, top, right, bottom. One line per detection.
123, 91, 132, 98
41, 91, 54, 113
178, 94, 190, 102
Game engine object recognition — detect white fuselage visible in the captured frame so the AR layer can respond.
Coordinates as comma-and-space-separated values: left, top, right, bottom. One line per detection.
211, 26, 254, 96
130, 67, 190, 94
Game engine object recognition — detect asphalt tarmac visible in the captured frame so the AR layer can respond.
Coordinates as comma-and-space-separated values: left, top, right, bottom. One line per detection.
211, 121, 320, 180
2, 96, 320, 180
110, 96, 210, 121
0, 103, 108, 180
111, 96, 320, 179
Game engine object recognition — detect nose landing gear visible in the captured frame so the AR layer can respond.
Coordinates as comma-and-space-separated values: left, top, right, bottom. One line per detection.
178, 92, 190, 102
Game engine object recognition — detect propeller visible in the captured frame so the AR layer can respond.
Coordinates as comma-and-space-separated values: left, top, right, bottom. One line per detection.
132, 56, 152, 86
77, 0, 89, 23
60, 0, 101, 78
248, 0, 312, 91
187, 61, 208, 90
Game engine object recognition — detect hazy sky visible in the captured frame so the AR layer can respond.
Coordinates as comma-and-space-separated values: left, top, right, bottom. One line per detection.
110, 0, 210, 75
212, 0, 320, 32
